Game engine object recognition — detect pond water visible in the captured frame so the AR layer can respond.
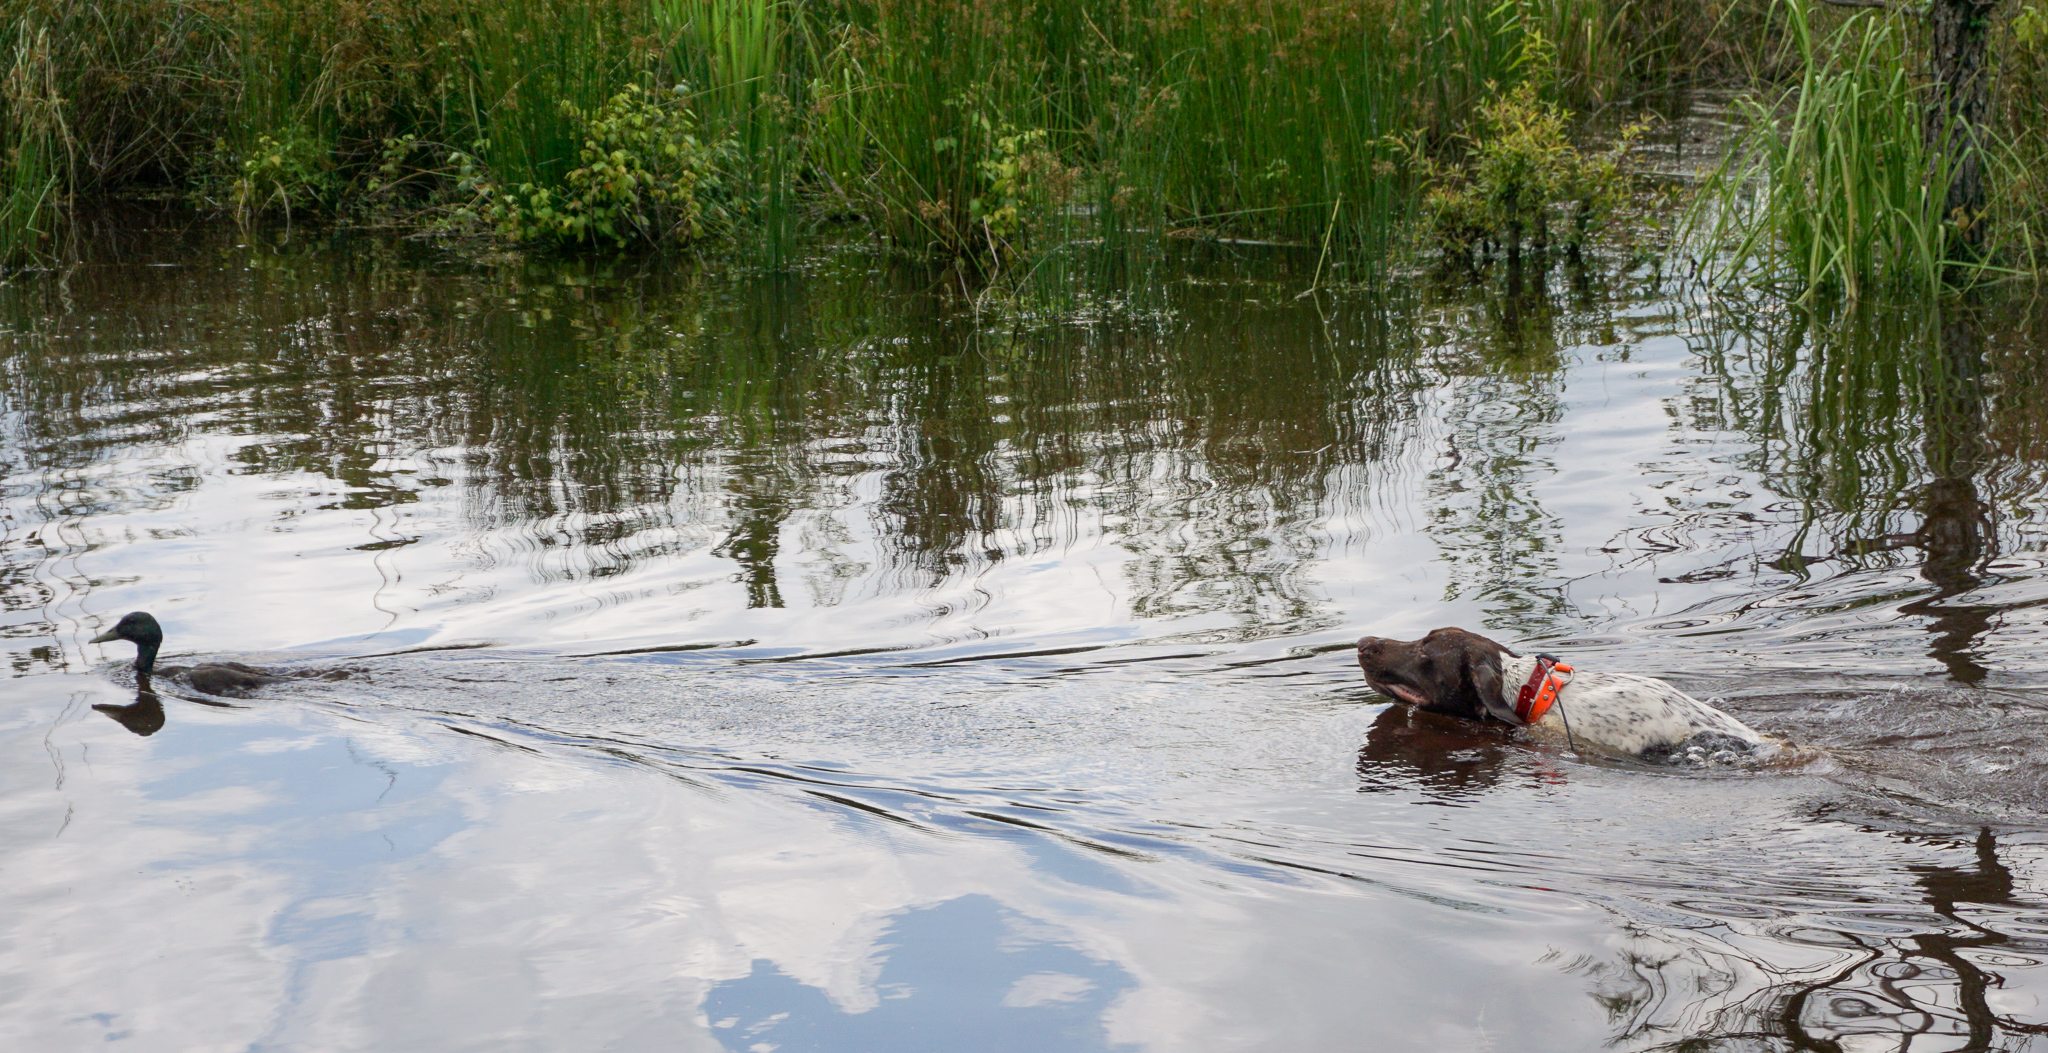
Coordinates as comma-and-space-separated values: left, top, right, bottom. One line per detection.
5, 215, 2048, 1051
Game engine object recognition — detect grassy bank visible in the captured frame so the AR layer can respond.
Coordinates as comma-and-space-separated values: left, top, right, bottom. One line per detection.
7, 0, 2045, 288
1690, 0, 2048, 297
0, 0, 1780, 270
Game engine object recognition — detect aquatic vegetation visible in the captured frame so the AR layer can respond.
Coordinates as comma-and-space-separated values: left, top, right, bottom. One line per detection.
1414, 81, 1644, 263
0, 22, 67, 266
655, 0, 802, 258
1691, 2, 1956, 296
1691, 0, 2045, 296
458, 85, 716, 247
227, 129, 335, 223
449, 0, 645, 215
2003, 3, 2048, 259
797, 0, 1663, 259
0, 0, 1886, 272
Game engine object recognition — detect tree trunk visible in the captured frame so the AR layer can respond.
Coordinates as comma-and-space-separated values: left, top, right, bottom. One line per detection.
1926, 0, 1997, 254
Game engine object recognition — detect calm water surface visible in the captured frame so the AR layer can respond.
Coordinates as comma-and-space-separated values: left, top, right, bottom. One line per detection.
4, 217, 2048, 1051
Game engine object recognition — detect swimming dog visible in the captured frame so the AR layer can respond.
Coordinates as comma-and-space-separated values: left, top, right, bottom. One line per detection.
1355, 627, 1768, 761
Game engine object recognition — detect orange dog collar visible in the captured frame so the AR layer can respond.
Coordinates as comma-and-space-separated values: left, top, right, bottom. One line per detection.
1514, 654, 1573, 725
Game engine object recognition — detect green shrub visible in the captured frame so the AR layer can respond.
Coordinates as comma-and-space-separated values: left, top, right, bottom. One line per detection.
229, 128, 335, 223
463, 85, 715, 247
965, 128, 1080, 255
1415, 82, 1641, 261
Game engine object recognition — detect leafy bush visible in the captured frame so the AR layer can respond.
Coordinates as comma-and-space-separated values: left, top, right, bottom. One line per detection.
462, 85, 715, 247
967, 128, 1080, 254
229, 129, 335, 223
1415, 82, 1641, 261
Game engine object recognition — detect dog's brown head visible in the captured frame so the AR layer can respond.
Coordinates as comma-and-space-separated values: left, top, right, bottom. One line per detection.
1356, 627, 1522, 724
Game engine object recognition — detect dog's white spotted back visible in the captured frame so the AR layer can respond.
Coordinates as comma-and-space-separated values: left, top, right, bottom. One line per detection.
1498, 654, 1765, 757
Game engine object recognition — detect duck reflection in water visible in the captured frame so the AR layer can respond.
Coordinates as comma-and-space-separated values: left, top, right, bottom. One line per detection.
90, 683, 237, 738
91, 687, 166, 736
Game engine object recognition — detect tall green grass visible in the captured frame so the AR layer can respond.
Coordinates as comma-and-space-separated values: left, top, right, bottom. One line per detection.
805, 0, 1611, 258
454, 0, 643, 198
2000, 3, 2048, 263
657, 0, 801, 256
1690, 0, 2030, 297
791, 1, 1066, 254
1, 21, 68, 265
0, 0, 1812, 268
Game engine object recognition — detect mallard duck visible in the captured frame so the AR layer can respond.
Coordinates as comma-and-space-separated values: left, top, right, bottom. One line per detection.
91, 611, 282, 696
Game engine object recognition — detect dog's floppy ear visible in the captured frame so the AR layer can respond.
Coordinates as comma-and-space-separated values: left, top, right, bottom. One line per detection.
1460, 638, 1524, 725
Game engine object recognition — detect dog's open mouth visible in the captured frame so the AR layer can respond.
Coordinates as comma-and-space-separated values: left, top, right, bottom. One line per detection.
1366, 676, 1428, 707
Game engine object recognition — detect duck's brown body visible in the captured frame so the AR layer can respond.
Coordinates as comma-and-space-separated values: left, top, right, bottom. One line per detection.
92, 612, 283, 697
161, 661, 280, 696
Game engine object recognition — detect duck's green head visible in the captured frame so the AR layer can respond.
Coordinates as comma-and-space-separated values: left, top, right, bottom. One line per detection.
91, 611, 165, 673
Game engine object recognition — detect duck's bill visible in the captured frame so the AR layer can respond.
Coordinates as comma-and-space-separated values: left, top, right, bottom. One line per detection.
89, 629, 119, 643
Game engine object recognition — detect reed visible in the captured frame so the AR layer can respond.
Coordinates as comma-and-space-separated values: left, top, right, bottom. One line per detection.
657, 0, 799, 255
809, 0, 1550, 258
807, 0, 1065, 254
1999, 4, 2048, 263
5, 0, 1888, 271
0, 21, 67, 265
451, 1, 645, 198
1688, 0, 2027, 296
